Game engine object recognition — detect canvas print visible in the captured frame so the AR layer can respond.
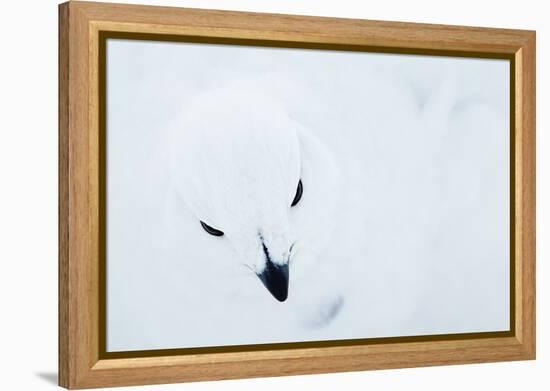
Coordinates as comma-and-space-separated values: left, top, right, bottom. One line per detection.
105, 39, 510, 352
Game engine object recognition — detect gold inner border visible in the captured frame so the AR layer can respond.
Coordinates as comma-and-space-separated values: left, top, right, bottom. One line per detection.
98, 31, 516, 360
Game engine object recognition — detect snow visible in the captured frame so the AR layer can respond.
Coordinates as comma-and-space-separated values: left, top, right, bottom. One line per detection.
106, 39, 509, 352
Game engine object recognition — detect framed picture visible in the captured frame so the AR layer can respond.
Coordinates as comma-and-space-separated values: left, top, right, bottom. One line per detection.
58, 1, 536, 389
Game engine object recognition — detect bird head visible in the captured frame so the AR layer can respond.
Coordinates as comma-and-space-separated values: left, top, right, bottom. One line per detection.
170, 89, 305, 302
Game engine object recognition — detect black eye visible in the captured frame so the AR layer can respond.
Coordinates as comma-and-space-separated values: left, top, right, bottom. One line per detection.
291, 179, 303, 207
200, 221, 224, 236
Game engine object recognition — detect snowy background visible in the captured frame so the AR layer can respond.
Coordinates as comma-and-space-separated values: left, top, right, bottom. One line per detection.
106, 39, 510, 352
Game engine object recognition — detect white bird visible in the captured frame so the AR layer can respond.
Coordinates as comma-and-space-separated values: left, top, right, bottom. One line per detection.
168, 87, 346, 330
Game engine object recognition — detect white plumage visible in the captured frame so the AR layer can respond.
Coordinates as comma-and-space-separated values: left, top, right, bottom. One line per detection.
166, 86, 347, 336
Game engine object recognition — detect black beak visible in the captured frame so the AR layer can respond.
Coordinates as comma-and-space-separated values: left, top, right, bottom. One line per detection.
257, 261, 289, 302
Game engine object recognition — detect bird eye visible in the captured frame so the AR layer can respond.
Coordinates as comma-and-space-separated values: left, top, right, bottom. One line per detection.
291, 179, 303, 207
200, 221, 224, 236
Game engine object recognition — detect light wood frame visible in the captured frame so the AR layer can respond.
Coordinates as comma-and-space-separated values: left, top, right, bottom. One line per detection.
59, 1, 536, 389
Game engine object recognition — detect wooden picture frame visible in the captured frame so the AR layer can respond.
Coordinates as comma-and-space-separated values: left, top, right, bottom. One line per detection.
59, 1, 536, 389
